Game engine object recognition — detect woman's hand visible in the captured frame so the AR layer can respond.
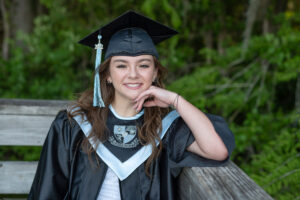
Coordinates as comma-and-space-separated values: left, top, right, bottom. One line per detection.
135, 86, 228, 161
133, 86, 178, 112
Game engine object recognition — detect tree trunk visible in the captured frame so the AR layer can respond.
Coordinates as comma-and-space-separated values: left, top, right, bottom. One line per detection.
203, 30, 213, 64
259, 0, 271, 34
217, 14, 226, 56
242, 0, 261, 56
202, 15, 213, 65
262, 18, 270, 34
217, 0, 226, 56
217, 32, 225, 56
0, 0, 10, 60
10, 0, 34, 49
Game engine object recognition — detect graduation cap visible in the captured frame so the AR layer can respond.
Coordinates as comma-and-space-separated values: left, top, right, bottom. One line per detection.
78, 10, 178, 107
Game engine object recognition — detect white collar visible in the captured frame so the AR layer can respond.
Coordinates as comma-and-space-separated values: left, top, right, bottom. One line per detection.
109, 104, 144, 120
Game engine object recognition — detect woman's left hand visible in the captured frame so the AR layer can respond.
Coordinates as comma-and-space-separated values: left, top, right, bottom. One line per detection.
134, 86, 229, 161
134, 86, 177, 112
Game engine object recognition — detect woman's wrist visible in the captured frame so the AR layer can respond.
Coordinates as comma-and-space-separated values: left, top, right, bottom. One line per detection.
170, 93, 180, 110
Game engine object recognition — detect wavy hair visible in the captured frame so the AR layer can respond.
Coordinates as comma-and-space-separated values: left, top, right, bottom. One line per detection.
69, 56, 169, 177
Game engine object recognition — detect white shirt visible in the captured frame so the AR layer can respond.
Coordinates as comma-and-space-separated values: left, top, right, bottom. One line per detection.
97, 167, 121, 200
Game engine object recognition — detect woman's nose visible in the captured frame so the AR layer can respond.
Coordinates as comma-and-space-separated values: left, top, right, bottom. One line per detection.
128, 66, 138, 78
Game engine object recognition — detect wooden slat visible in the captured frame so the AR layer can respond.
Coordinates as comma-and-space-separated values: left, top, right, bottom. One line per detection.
0, 105, 66, 116
0, 99, 70, 116
0, 98, 70, 106
177, 161, 273, 200
0, 160, 274, 199
0, 115, 54, 146
0, 99, 69, 146
0, 161, 38, 194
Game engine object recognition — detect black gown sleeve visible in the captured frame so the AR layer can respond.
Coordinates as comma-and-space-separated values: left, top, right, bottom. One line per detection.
164, 112, 235, 171
28, 111, 73, 200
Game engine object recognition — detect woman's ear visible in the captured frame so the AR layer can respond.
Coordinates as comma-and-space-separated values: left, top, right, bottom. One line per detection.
106, 69, 112, 83
107, 76, 112, 83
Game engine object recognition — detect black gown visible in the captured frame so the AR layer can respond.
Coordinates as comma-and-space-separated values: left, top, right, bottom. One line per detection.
28, 109, 235, 200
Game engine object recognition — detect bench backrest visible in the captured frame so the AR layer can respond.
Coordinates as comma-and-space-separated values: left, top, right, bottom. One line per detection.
0, 98, 273, 199
0, 99, 68, 195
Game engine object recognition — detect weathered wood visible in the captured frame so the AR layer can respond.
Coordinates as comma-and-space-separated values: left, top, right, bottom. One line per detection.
0, 105, 66, 116
0, 99, 70, 116
0, 161, 38, 194
0, 160, 274, 199
177, 161, 273, 200
0, 98, 70, 106
0, 99, 70, 146
0, 98, 274, 199
0, 115, 54, 146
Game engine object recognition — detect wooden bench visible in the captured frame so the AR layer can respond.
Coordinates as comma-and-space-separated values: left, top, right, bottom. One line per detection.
0, 98, 273, 199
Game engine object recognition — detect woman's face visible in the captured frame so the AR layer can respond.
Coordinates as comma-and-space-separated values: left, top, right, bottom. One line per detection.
107, 55, 157, 103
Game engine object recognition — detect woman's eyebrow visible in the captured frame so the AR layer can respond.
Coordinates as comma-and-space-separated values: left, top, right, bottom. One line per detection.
138, 58, 152, 63
112, 59, 128, 63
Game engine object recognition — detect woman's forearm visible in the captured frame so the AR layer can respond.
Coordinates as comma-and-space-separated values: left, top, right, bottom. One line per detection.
173, 94, 228, 160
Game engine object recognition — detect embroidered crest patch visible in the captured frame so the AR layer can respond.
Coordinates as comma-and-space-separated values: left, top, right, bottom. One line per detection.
108, 125, 139, 148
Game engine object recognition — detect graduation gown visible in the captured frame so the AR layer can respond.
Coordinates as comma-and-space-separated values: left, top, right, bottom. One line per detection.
28, 109, 235, 200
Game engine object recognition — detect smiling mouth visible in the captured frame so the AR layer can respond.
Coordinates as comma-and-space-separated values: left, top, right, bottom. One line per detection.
124, 83, 142, 89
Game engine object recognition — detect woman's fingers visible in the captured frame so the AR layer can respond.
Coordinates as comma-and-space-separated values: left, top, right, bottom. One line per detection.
135, 87, 155, 102
134, 94, 149, 111
134, 86, 177, 111
134, 88, 156, 111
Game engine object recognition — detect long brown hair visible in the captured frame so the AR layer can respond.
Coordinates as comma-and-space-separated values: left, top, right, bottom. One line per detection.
69, 56, 169, 176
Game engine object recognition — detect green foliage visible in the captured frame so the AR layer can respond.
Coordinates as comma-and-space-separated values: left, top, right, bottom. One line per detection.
245, 113, 300, 199
0, 2, 88, 99
0, 146, 42, 161
170, 25, 300, 149
1, 0, 300, 199
168, 13, 300, 198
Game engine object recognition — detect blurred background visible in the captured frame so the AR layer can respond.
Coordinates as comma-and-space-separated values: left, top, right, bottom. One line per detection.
0, 0, 299, 199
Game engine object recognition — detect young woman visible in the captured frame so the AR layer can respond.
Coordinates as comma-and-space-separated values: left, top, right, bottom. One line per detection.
28, 11, 235, 200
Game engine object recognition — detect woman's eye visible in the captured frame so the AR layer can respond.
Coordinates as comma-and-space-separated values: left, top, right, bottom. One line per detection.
140, 65, 149, 68
116, 65, 126, 68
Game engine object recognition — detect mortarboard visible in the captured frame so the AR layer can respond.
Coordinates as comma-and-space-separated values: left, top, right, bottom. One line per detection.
78, 10, 178, 107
